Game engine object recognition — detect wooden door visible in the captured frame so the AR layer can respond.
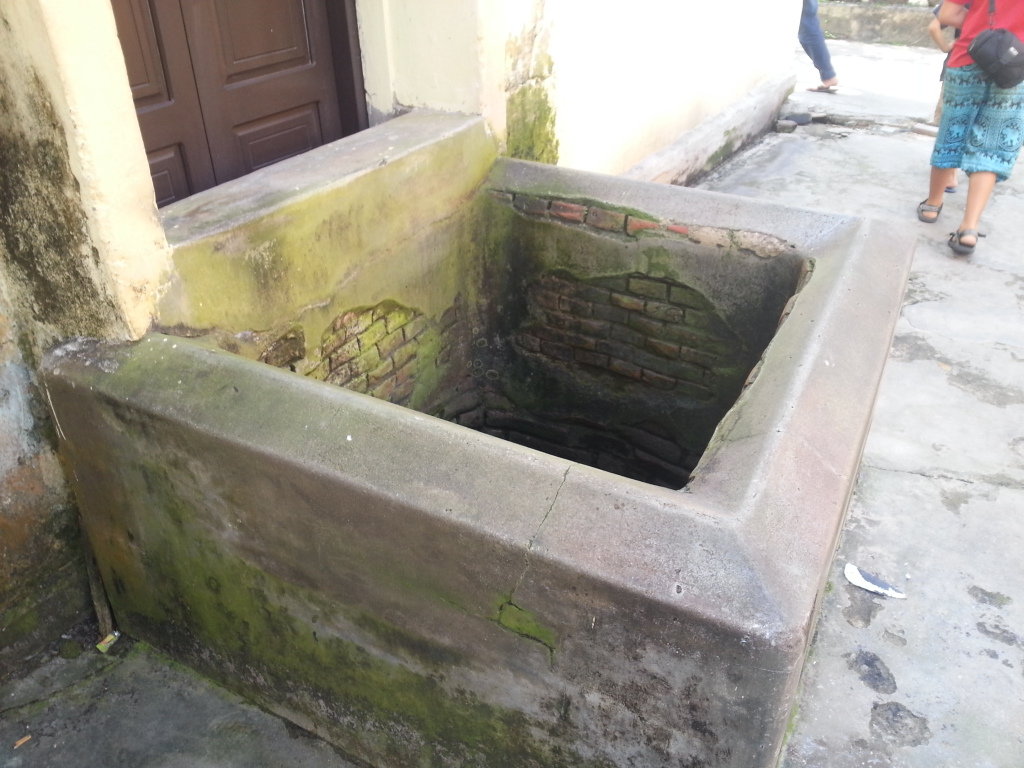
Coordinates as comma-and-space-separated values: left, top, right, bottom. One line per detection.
111, 0, 216, 206
112, 0, 358, 206
180, 0, 343, 181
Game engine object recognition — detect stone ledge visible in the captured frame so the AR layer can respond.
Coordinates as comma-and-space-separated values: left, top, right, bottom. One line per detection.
623, 73, 796, 187
820, 2, 936, 47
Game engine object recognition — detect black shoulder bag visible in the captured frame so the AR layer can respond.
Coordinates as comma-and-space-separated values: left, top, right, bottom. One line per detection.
968, 0, 1024, 88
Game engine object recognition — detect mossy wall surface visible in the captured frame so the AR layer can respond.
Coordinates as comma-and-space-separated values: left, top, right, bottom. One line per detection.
154, 113, 501, 417
40, 141, 908, 767
0, 9, 113, 676
44, 336, 791, 768
433, 189, 803, 485
504, 18, 558, 165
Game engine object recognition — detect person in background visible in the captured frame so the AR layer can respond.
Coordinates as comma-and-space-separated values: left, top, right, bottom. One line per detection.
916, 0, 1024, 255
799, 0, 839, 92
928, 2, 962, 193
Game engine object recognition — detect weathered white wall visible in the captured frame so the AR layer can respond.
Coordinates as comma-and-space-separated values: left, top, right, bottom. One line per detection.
357, 0, 489, 122
357, 0, 799, 175
545, 0, 798, 174
31, 0, 170, 338
0, 0, 169, 670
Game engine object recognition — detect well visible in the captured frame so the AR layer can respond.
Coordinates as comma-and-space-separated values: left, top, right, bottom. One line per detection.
42, 111, 914, 768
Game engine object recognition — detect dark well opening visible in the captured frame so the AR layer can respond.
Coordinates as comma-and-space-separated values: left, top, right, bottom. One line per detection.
308, 191, 807, 490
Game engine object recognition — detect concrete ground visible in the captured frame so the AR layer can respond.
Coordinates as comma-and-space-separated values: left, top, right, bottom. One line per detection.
2, 40, 1022, 768
701, 41, 1024, 767
0, 626, 357, 768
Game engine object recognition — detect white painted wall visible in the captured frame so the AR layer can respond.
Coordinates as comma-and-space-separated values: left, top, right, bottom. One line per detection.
358, 0, 799, 175
545, 0, 798, 174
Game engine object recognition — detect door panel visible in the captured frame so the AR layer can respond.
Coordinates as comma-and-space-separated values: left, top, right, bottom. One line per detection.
111, 0, 217, 204
114, 0, 165, 104
215, 0, 311, 81
181, 0, 343, 183
235, 104, 323, 171
115, 0, 361, 204
148, 145, 192, 207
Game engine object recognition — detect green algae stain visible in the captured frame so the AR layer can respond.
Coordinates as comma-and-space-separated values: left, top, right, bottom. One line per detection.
352, 611, 465, 668
702, 130, 737, 175
3, 606, 39, 645
495, 599, 557, 651
642, 246, 683, 283
100, 459, 606, 768
506, 84, 559, 165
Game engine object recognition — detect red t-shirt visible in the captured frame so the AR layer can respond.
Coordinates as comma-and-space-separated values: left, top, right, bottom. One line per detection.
948, 0, 1024, 68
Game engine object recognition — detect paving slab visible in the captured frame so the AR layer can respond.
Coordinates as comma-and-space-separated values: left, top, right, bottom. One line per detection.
789, 40, 946, 124
702, 39, 1024, 768
0, 638, 356, 768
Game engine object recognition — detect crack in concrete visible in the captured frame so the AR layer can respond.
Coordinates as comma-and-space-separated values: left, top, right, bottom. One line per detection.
490, 466, 571, 664
510, 465, 571, 601
0, 656, 119, 716
899, 313, 1024, 353
861, 462, 1024, 491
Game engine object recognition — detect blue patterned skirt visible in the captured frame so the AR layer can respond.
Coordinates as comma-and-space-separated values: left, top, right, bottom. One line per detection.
932, 64, 1024, 181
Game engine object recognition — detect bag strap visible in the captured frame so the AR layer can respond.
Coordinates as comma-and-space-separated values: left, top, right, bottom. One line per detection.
989, 0, 997, 28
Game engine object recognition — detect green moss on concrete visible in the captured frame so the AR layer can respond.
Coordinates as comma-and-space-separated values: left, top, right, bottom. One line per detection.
0, 70, 123, 342
702, 132, 738, 174
159, 120, 497, 336
98, 459, 607, 768
494, 599, 557, 651
642, 246, 684, 283
784, 700, 801, 744
58, 639, 83, 659
3, 605, 39, 645
506, 85, 559, 165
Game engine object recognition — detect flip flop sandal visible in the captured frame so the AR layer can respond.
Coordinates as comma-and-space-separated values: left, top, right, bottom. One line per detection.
917, 200, 942, 223
807, 85, 838, 93
948, 229, 983, 255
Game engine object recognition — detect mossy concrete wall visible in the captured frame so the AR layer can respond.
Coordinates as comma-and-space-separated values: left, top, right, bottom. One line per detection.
44, 154, 915, 766
156, 111, 498, 416
42, 334, 792, 768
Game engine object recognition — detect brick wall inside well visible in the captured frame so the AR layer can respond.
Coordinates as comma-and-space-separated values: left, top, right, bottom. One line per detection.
516, 271, 743, 403
317, 300, 432, 406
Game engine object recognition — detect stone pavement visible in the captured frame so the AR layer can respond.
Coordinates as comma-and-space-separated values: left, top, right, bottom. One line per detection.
0, 628, 357, 768
2, 39, 1022, 768
700, 41, 1024, 767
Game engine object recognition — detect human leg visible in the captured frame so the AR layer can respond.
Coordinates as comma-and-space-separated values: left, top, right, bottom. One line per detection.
953, 71, 1024, 250
922, 66, 985, 220
798, 0, 837, 85
932, 79, 945, 126
949, 171, 996, 251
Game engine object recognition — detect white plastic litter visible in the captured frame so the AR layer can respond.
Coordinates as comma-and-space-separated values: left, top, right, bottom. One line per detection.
844, 563, 906, 599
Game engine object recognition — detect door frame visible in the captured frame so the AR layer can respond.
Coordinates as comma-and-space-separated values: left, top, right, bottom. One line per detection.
327, 0, 369, 136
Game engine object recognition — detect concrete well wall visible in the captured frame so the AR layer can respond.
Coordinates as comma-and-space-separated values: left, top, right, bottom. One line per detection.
0, 0, 167, 675
152, 111, 807, 488
43, 122, 916, 767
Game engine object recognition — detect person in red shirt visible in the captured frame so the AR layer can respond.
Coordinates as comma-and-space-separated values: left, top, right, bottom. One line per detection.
916, 0, 1024, 255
